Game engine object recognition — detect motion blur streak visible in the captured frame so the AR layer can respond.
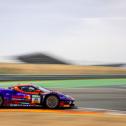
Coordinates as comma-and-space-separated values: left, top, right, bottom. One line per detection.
0, 109, 100, 115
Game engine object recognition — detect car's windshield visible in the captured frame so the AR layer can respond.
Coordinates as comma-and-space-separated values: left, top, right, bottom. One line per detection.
37, 86, 50, 93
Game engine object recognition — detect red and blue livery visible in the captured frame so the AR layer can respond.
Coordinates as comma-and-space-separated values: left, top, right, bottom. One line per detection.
0, 84, 75, 109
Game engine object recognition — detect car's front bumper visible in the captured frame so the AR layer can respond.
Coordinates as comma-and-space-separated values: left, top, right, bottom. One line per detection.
59, 100, 75, 108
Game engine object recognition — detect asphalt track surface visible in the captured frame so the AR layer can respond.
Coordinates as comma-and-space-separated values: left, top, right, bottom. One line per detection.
1, 75, 126, 111
0, 87, 126, 111
56, 87, 126, 111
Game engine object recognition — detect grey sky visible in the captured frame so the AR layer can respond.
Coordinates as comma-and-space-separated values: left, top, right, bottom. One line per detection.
0, 0, 126, 64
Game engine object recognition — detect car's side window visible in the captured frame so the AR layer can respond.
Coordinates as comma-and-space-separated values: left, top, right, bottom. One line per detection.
19, 86, 37, 92
28, 86, 36, 92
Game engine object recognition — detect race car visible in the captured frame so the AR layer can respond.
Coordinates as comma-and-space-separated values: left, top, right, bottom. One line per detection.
0, 84, 75, 109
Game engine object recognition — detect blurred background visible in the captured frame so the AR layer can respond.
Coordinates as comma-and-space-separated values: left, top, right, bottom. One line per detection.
0, 51, 126, 75
0, 0, 126, 113
0, 0, 126, 75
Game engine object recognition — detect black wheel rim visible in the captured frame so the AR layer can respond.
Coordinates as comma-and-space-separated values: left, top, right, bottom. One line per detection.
46, 96, 58, 109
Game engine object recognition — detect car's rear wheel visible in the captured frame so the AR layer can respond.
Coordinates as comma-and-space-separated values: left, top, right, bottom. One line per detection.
45, 95, 59, 109
0, 96, 3, 107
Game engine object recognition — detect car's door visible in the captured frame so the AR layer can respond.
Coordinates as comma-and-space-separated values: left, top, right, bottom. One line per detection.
19, 86, 41, 105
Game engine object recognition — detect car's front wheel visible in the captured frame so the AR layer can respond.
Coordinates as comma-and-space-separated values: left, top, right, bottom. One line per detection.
45, 95, 59, 109
0, 96, 3, 107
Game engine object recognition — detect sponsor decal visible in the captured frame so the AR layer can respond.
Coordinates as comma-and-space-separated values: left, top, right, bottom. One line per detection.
12, 95, 25, 99
5, 93, 10, 96
12, 95, 31, 101
32, 95, 41, 104
10, 104, 41, 107
10, 104, 18, 107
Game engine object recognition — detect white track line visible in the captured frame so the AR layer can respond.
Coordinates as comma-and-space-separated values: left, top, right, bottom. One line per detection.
76, 107, 126, 115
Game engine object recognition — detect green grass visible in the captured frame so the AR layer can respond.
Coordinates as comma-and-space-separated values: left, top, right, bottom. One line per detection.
0, 78, 126, 89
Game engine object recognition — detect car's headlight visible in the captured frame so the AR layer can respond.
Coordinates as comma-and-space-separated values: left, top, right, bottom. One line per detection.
65, 95, 70, 98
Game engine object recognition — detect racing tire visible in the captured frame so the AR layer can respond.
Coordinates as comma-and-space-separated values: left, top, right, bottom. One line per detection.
45, 95, 59, 109
0, 96, 3, 107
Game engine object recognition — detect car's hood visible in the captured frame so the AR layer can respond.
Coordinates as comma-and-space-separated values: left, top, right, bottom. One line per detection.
50, 91, 75, 100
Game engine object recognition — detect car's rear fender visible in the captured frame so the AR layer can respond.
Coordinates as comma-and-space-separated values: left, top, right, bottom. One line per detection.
0, 89, 13, 105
